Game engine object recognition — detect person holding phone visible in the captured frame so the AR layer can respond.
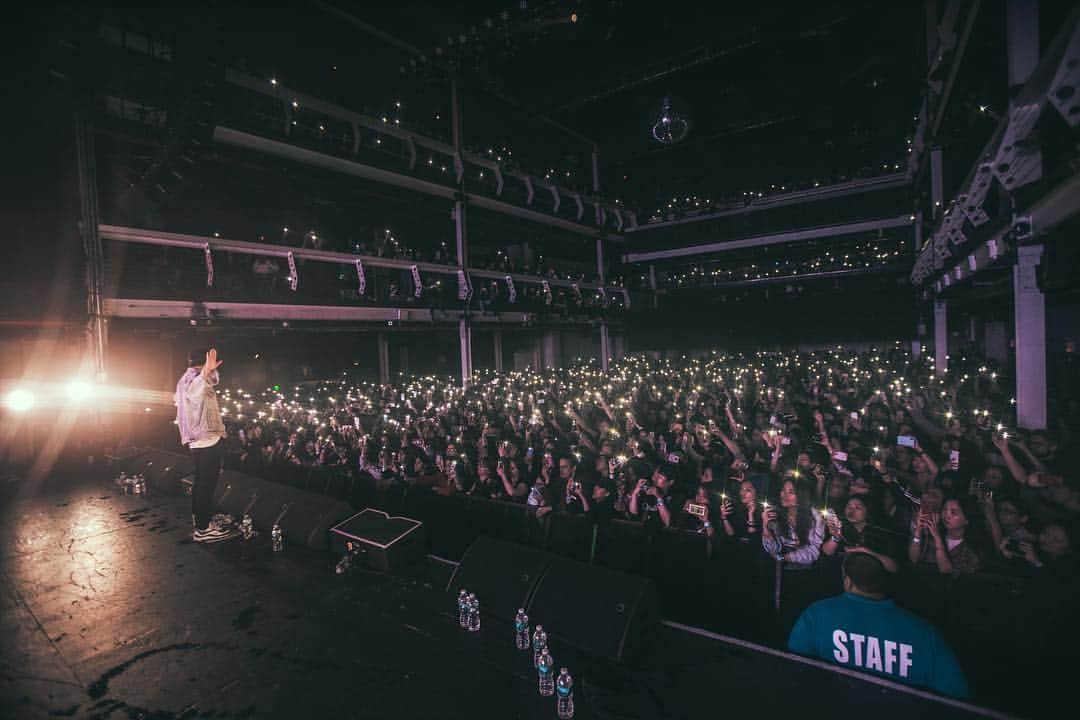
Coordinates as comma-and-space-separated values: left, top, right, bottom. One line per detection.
762, 477, 825, 567
175, 347, 238, 543
908, 498, 982, 574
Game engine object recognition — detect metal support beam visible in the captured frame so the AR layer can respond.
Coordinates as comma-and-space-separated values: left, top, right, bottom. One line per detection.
1014, 244, 1046, 429
596, 233, 610, 372
213, 126, 619, 239
100, 224, 619, 294
459, 319, 473, 385
75, 113, 107, 381
599, 323, 611, 373
624, 215, 913, 263
493, 330, 504, 373
452, 79, 473, 388
931, 148, 944, 220
1007, 0, 1040, 92
378, 333, 390, 385
934, 299, 949, 376
627, 173, 908, 233
102, 298, 538, 324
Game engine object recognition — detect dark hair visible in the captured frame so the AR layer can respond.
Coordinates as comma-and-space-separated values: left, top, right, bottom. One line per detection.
187, 346, 210, 368
778, 478, 815, 545
843, 552, 889, 596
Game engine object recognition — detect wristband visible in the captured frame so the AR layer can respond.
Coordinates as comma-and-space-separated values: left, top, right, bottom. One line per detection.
911, 536, 922, 545
703, 521, 712, 529
830, 535, 843, 544
655, 498, 665, 508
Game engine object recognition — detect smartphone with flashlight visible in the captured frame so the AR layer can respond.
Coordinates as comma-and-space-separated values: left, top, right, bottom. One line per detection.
686, 502, 708, 519
949, 450, 960, 471
832, 451, 848, 462
849, 412, 859, 421
897, 435, 917, 448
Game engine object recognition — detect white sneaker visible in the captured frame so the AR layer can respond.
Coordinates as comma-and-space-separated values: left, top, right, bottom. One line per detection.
193, 526, 239, 543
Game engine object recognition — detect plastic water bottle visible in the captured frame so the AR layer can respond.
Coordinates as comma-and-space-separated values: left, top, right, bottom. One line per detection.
514, 608, 530, 650
240, 514, 254, 540
457, 589, 469, 628
537, 648, 555, 696
532, 625, 548, 668
467, 593, 481, 632
556, 668, 574, 719
271, 524, 283, 552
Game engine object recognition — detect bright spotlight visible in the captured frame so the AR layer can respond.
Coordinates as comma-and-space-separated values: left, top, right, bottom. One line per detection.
5, 388, 35, 413
67, 379, 93, 403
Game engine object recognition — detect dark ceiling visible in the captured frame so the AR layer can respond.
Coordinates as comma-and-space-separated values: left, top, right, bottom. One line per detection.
184, 1, 927, 210
349, 1, 924, 205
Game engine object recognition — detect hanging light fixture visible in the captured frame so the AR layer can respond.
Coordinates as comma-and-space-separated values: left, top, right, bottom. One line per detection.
651, 96, 690, 145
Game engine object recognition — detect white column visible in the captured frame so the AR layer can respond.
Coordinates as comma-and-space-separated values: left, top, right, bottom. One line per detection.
1014, 245, 1046, 429
541, 331, 561, 369
459, 319, 473, 387
493, 330, 504, 373
934, 299, 948, 376
377, 333, 390, 385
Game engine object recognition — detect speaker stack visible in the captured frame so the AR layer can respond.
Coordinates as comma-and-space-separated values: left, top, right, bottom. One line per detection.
447, 536, 661, 664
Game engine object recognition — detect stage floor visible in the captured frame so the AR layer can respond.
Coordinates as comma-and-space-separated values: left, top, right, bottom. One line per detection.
0, 469, 1007, 719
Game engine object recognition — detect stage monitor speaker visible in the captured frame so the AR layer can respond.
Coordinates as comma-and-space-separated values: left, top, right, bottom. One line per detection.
130, 450, 193, 489
211, 470, 352, 551
447, 536, 554, 622
330, 509, 426, 571
529, 557, 660, 664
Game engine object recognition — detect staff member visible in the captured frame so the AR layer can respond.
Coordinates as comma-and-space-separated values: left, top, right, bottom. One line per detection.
787, 550, 968, 698
175, 347, 237, 543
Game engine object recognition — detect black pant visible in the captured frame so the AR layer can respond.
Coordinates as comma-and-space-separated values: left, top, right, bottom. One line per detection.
191, 440, 224, 529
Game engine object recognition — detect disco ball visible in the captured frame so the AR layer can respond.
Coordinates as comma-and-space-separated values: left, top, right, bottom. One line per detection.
651, 96, 690, 145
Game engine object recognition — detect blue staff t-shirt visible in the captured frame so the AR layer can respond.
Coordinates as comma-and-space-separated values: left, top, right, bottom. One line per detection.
788, 592, 969, 699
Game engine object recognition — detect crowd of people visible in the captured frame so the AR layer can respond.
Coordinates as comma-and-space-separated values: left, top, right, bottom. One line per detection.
220, 347, 1078, 580
211, 346, 1079, 699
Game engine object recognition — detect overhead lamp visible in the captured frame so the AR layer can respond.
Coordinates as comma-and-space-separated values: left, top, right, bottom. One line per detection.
4, 388, 35, 413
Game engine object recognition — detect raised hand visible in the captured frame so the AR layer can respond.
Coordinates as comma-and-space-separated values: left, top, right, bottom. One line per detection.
204, 348, 223, 373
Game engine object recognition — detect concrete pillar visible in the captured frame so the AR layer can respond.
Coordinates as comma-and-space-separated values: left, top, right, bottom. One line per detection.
541, 330, 561, 369
985, 320, 1008, 365
493, 330, 504, 373
377, 333, 390, 385
613, 334, 626, 361
934, 299, 948, 376
1014, 245, 1046, 429
459, 319, 473, 387
648, 264, 658, 310
599, 323, 611, 371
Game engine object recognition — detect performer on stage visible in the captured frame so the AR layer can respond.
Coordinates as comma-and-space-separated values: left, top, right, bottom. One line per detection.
175, 347, 237, 543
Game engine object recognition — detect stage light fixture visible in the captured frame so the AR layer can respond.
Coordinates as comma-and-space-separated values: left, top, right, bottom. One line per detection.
66, 379, 93, 403
651, 96, 690, 145
4, 388, 35, 413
